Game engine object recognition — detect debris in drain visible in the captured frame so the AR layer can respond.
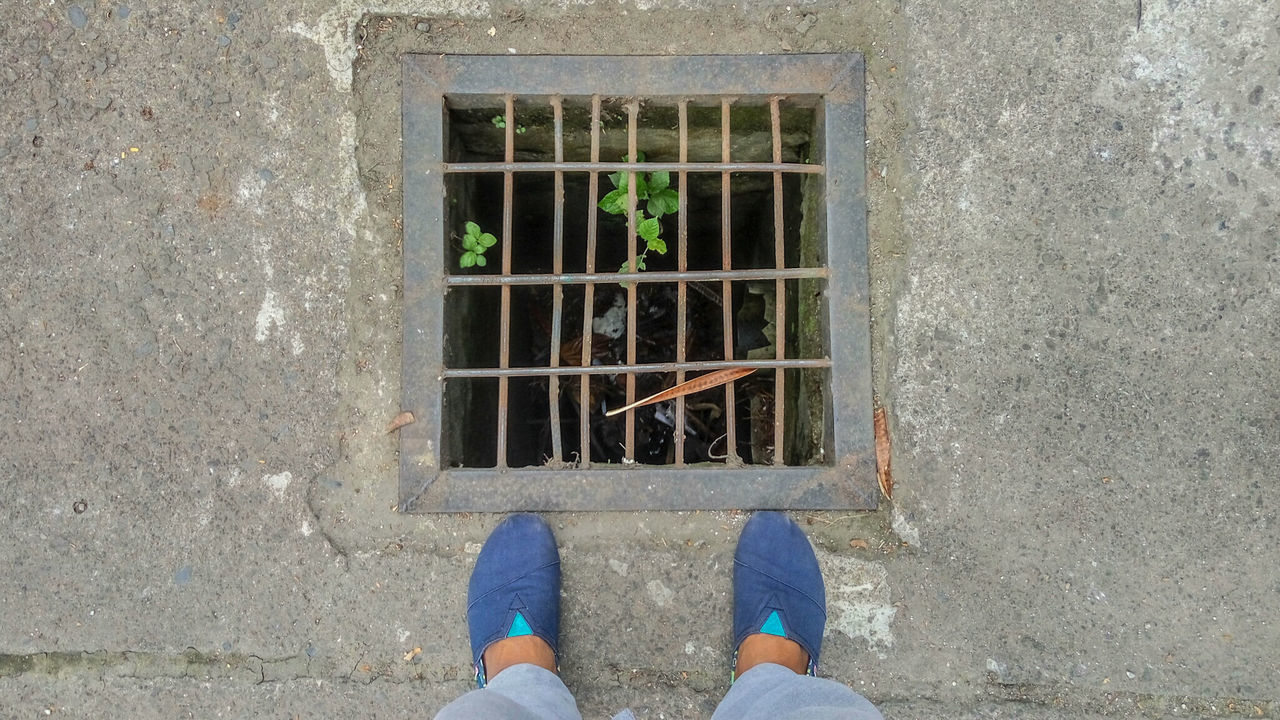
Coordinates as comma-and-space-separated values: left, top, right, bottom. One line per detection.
873, 405, 892, 499
605, 367, 755, 417
592, 295, 627, 339
387, 411, 416, 434
524, 283, 771, 465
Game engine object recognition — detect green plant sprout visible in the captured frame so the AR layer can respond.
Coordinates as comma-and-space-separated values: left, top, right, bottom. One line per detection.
458, 221, 497, 269
597, 151, 679, 277
491, 115, 527, 134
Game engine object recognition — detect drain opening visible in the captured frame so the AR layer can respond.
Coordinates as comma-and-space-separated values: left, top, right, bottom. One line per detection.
442, 98, 825, 468
401, 55, 874, 511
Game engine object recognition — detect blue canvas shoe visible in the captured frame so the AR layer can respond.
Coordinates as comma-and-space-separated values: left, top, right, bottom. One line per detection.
732, 511, 826, 679
467, 514, 561, 687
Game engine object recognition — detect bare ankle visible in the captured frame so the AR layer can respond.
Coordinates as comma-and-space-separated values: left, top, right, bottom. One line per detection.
734, 633, 809, 676
482, 635, 557, 680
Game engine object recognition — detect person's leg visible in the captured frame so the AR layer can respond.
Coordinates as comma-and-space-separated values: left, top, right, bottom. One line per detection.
433, 514, 582, 720
714, 512, 884, 720
711, 663, 882, 720
436, 663, 582, 720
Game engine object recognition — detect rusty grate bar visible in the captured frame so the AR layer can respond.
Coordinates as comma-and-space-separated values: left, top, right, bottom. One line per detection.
579, 95, 601, 469
445, 267, 827, 285
674, 99, 689, 467
549, 96, 565, 464
720, 98, 738, 463
497, 93, 514, 469
624, 101, 639, 461
444, 357, 832, 378
443, 161, 822, 174
771, 97, 786, 465
400, 54, 875, 512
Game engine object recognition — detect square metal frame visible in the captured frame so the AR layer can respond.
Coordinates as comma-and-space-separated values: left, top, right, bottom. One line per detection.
400, 54, 874, 512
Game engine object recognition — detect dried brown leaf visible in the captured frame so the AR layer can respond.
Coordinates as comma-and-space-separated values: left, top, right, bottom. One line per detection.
386, 411, 415, 434
849, 538, 870, 549
604, 367, 756, 417
873, 405, 893, 500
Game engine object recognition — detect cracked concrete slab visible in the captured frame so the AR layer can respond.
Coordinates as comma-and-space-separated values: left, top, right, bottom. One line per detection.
0, 0, 1276, 718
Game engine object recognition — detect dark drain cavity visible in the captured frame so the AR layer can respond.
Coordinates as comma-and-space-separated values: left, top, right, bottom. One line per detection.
401, 55, 875, 511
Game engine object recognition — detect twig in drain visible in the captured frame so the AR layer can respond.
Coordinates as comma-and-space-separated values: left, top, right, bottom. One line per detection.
708, 433, 729, 460
605, 367, 755, 417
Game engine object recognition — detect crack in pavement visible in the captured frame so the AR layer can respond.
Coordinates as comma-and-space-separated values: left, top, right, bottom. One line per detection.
0, 649, 461, 686
1, 650, 1273, 716
304, 468, 354, 571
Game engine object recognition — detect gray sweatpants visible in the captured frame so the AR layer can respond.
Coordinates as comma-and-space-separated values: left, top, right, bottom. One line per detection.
435, 662, 883, 720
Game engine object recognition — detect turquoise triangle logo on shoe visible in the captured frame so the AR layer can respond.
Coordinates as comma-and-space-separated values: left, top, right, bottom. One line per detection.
507, 611, 533, 638
759, 610, 786, 638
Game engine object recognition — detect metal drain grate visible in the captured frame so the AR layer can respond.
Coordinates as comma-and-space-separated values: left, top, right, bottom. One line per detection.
400, 54, 874, 511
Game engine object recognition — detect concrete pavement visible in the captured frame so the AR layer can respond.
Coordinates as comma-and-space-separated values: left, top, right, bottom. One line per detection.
1, 0, 1275, 717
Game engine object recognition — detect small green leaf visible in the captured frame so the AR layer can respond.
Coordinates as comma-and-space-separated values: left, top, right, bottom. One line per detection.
465, 221, 481, 237
474, 254, 487, 267
638, 217, 661, 243
460, 251, 477, 268
462, 234, 478, 251
646, 237, 667, 254
608, 171, 625, 189
648, 171, 670, 193
646, 188, 679, 218
618, 255, 647, 274
491, 116, 505, 128
632, 172, 649, 199
515, 126, 527, 135
478, 232, 498, 248
645, 197, 663, 218
598, 188, 629, 215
